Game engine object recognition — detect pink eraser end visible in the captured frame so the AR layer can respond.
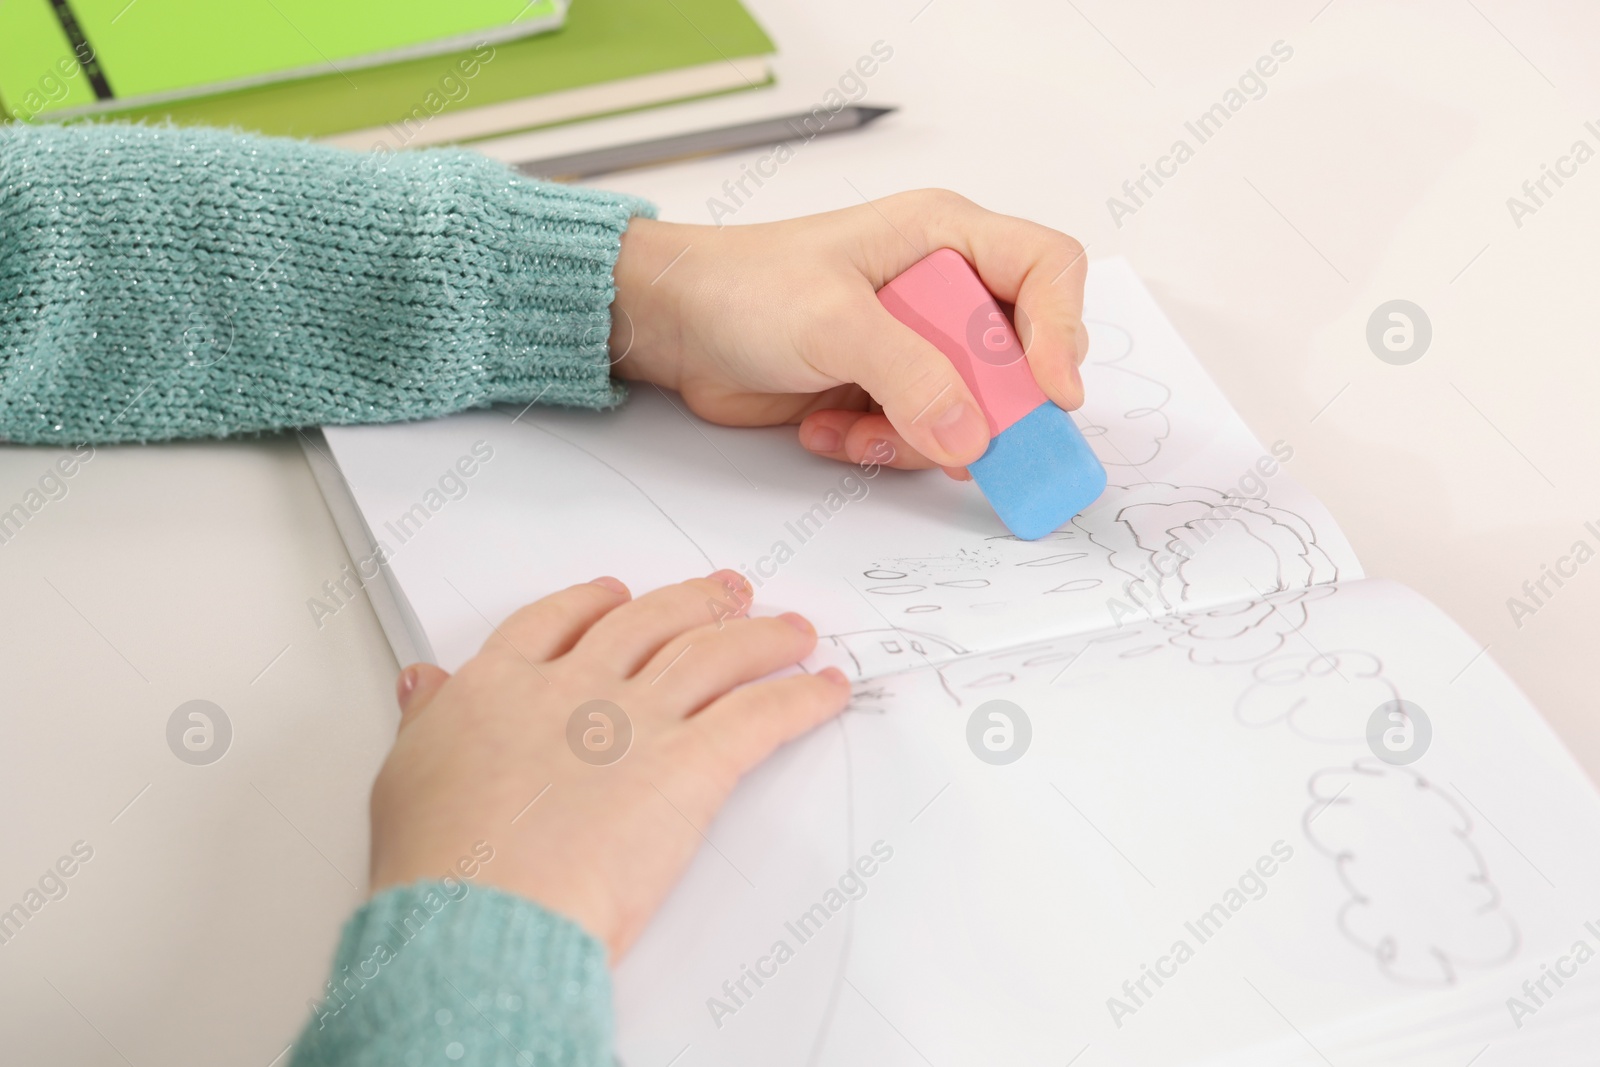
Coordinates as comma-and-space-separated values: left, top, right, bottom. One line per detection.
878, 249, 1108, 539
876, 248, 1045, 436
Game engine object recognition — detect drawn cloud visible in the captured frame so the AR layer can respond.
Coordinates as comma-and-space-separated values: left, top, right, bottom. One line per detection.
1161, 586, 1339, 666
1233, 644, 1391, 741
1304, 760, 1519, 986
1079, 482, 1340, 615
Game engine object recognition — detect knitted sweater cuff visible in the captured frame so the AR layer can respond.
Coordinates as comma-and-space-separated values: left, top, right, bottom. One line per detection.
290, 882, 612, 1067
476, 179, 656, 412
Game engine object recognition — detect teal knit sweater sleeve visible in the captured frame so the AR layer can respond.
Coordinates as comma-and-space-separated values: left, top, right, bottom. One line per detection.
290, 882, 613, 1067
0, 123, 654, 444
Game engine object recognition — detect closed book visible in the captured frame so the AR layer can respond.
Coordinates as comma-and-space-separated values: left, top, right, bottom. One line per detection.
4, 0, 776, 150
0, 0, 568, 122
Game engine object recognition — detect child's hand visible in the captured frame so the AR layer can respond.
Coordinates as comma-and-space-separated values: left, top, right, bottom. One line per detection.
367, 572, 849, 960
610, 190, 1088, 474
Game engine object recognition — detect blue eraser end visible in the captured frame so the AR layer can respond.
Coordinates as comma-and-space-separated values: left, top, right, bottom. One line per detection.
968, 403, 1108, 540
876, 248, 1108, 540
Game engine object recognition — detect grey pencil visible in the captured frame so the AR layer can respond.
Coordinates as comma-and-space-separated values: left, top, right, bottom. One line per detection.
515, 105, 896, 180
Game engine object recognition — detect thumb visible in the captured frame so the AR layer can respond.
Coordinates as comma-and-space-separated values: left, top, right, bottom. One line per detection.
395, 663, 452, 730
827, 305, 990, 467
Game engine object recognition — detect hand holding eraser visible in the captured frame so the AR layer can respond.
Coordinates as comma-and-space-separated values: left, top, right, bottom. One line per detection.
877, 248, 1107, 540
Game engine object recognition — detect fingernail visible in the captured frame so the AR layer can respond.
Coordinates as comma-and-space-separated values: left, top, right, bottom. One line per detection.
803, 425, 842, 453
396, 665, 419, 705
779, 612, 815, 636
590, 576, 628, 594
931, 401, 989, 463
1075, 320, 1091, 366
820, 666, 849, 687
710, 568, 751, 600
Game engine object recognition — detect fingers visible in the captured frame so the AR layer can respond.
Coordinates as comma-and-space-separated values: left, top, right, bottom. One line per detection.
572, 571, 751, 675
395, 663, 452, 730
687, 668, 852, 779
808, 303, 992, 467
638, 613, 818, 711
1011, 260, 1089, 412
799, 411, 971, 481
491, 577, 632, 662
914, 194, 1090, 412
797, 411, 934, 469
876, 189, 1088, 412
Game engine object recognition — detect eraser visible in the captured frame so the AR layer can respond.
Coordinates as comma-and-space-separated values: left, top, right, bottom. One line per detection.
877, 248, 1107, 540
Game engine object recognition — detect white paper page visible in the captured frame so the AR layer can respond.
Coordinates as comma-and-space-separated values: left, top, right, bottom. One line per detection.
322, 259, 1361, 672
610, 579, 1600, 1067
1215, 970, 1600, 1067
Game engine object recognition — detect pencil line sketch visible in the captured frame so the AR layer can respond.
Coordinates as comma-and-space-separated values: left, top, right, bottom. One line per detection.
830, 481, 1341, 652
810, 628, 968, 682
1077, 319, 1173, 468
869, 552, 995, 576
520, 420, 716, 570
1080, 482, 1341, 617
1156, 586, 1340, 667
1304, 760, 1521, 987
809, 588, 1525, 995
347, 269, 1571, 1067
513, 310, 1520, 1014
813, 583, 1348, 706
803, 715, 858, 1067
1234, 647, 1393, 743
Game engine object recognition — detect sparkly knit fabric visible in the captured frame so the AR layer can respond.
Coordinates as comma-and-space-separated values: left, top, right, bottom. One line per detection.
0, 123, 654, 444
290, 883, 612, 1067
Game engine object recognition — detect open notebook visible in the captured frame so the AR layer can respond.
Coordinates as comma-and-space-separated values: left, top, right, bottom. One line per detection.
309, 260, 1600, 1065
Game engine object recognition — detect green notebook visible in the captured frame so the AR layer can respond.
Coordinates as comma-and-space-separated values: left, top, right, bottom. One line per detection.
2, 0, 775, 147
0, 0, 568, 122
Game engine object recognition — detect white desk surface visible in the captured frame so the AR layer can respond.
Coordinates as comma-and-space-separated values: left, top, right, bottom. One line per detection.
5, 2, 1598, 1062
